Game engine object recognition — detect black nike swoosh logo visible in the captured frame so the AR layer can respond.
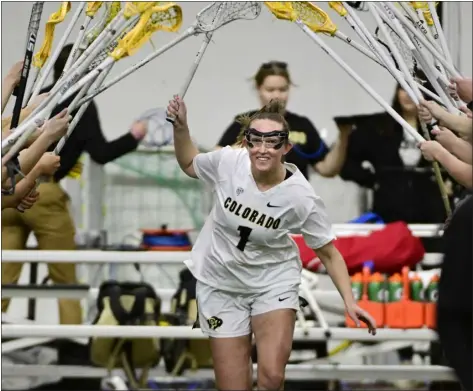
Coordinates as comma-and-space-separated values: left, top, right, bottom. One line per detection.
267, 202, 281, 208
278, 297, 289, 302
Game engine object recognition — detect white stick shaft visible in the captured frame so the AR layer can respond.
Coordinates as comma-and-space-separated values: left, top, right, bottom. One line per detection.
22, 68, 40, 108
380, 3, 456, 112
333, 30, 442, 103
75, 27, 195, 106
406, 29, 457, 113
296, 21, 423, 143
384, 2, 461, 78
343, 3, 397, 72
368, 4, 419, 103
62, 15, 93, 76
179, 32, 214, 99
29, 2, 86, 104
427, 1, 454, 68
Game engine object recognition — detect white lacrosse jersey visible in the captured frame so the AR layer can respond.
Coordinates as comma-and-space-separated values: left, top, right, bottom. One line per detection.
184, 146, 336, 293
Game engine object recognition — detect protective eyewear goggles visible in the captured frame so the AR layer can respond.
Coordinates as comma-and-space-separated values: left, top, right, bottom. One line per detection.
244, 128, 289, 150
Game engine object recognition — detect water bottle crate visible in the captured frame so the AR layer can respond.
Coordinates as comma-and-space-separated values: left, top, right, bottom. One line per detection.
346, 266, 439, 329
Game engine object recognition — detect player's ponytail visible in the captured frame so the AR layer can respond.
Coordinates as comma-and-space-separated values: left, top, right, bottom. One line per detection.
235, 99, 290, 146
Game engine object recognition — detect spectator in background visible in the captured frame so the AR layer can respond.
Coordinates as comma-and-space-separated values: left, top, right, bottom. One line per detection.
217, 61, 351, 180
335, 84, 461, 225
1, 44, 148, 325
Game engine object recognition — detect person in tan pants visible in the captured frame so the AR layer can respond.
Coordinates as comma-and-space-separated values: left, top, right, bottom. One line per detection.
2, 45, 147, 324
2, 182, 81, 324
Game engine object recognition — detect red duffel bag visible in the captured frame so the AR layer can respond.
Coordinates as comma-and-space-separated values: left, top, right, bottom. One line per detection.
292, 221, 425, 274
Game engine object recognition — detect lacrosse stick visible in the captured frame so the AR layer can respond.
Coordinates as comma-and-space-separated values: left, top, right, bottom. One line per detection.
264, 2, 424, 144
10, 2, 44, 127
328, 2, 442, 104
369, 3, 451, 216
68, 1, 123, 74
75, 2, 262, 108
23, 2, 72, 105
2, 2, 44, 197
427, 2, 454, 69
1, 3, 151, 161
384, 2, 461, 79
399, 2, 464, 108
165, 3, 228, 123
60, 2, 105, 76
375, 3, 458, 113
28, 2, 85, 104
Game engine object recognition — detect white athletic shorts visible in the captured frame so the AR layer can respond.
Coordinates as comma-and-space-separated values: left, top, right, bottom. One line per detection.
196, 280, 300, 338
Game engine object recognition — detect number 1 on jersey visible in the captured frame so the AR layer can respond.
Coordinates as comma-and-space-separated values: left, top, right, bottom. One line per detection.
237, 225, 252, 251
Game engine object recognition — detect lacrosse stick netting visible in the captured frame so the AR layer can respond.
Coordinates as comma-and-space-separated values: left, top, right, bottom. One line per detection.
76, 2, 262, 107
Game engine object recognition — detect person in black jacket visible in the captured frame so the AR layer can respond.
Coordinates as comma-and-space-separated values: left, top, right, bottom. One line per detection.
1, 44, 148, 325
217, 61, 351, 179
336, 84, 461, 224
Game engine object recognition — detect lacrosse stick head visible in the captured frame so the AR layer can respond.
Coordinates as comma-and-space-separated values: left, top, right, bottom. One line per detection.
328, 2, 348, 17
196, 2, 262, 32
264, 2, 297, 22
123, 2, 157, 18
86, 2, 104, 17
110, 3, 182, 60
105, 2, 122, 24
265, 2, 338, 36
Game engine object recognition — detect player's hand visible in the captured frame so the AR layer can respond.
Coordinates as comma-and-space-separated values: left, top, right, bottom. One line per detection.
459, 105, 473, 119
431, 126, 459, 151
130, 120, 147, 141
37, 152, 61, 175
450, 77, 472, 103
5, 61, 24, 87
418, 100, 448, 124
29, 92, 50, 109
167, 95, 188, 131
42, 109, 71, 142
345, 303, 377, 335
418, 140, 444, 162
18, 190, 40, 210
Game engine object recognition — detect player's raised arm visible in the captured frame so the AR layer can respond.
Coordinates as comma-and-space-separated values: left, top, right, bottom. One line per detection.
167, 95, 200, 179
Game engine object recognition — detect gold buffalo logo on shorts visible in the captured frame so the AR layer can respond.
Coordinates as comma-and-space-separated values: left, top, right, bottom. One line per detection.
207, 316, 223, 330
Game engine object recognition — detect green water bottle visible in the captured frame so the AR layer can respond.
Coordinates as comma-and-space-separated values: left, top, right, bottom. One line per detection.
410, 276, 424, 302
368, 273, 385, 302
351, 273, 363, 301
426, 275, 440, 302
388, 273, 403, 302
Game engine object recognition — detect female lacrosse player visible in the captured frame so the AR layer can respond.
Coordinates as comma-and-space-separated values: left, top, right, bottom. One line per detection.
217, 61, 351, 179
168, 96, 376, 391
